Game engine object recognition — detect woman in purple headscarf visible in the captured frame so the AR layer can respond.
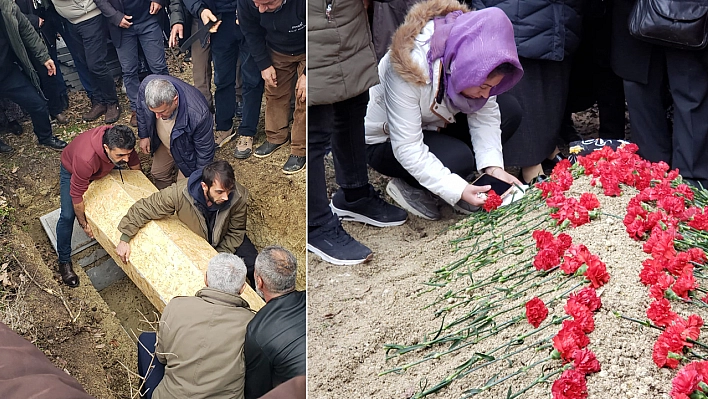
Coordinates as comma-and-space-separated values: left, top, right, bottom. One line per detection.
361, 0, 529, 221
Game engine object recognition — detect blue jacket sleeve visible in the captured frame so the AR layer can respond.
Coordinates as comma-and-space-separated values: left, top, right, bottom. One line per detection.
237, 0, 271, 71
182, 0, 206, 20
191, 108, 215, 172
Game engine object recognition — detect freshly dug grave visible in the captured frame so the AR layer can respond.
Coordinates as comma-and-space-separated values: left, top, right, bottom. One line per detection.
0, 56, 305, 397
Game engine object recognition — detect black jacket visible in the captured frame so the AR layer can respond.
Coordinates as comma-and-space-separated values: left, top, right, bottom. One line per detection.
137, 74, 215, 178
244, 290, 306, 399
236, 0, 305, 71
95, 0, 167, 47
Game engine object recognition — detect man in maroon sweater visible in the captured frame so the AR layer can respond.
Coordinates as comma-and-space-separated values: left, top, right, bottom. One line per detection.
56, 124, 140, 286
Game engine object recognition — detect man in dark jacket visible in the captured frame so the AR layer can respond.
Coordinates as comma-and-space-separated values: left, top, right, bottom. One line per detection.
57, 124, 140, 287
52, 0, 121, 123
237, 0, 304, 172
0, 322, 96, 399
0, 0, 67, 153
97, 0, 169, 127
183, 0, 264, 148
244, 246, 305, 399
116, 160, 259, 285
137, 75, 215, 189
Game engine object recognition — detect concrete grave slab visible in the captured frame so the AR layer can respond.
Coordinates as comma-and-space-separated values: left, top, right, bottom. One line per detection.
40, 208, 97, 256
85, 258, 127, 291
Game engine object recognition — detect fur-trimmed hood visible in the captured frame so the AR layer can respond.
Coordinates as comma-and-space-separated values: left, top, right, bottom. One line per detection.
389, 0, 469, 86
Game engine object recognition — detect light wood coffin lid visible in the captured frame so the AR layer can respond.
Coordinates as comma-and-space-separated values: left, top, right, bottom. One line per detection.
83, 170, 264, 313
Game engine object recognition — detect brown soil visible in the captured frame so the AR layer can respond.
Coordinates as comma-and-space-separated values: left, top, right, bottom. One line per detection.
306, 111, 700, 398
0, 56, 304, 397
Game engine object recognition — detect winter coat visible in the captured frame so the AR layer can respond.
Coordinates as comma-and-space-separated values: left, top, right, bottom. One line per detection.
470, 0, 585, 61
307, 0, 379, 106
97, 0, 167, 47
364, 0, 505, 206
0, 322, 96, 399
51, 0, 102, 24
137, 74, 215, 178
0, 0, 50, 92
154, 288, 255, 399
117, 175, 249, 252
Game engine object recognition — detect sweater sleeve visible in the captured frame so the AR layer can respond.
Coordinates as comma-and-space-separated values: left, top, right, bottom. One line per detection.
237, 0, 271, 71
69, 159, 95, 205
93, 0, 125, 27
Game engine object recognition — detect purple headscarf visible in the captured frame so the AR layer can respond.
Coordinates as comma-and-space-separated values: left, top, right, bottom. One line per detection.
427, 7, 523, 114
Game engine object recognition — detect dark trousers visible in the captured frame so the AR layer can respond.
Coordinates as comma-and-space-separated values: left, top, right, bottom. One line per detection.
236, 234, 258, 288
65, 15, 118, 105
57, 14, 94, 98
624, 47, 708, 186
366, 93, 522, 190
137, 332, 164, 399
115, 17, 169, 111
210, 13, 264, 134
308, 91, 371, 228
0, 66, 52, 142
56, 164, 75, 263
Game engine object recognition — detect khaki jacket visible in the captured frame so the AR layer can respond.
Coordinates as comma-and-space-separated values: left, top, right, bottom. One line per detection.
307, 0, 379, 106
154, 288, 255, 399
118, 178, 248, 252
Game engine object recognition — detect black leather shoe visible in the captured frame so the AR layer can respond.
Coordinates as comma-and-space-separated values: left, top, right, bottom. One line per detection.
39, 136, 68, 151
7, 120, 22, 135
518, 171, 548, 186
58, 262, 79, 287
52, 113, 69, 125
542, 153, 567, 175
0, 139, 13, 154
282, 155, 306, 174
253, 140, 288, 158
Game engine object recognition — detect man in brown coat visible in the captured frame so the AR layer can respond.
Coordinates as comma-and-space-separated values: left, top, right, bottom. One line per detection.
137, 253, 255, 399
116, 160, 258, 284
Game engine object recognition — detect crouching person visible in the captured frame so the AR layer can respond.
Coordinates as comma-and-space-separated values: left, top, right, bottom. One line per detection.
137, 253, 255, 398
116, 160, 259, 285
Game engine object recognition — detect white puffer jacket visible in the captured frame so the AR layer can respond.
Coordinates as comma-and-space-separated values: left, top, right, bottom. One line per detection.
364, 20, 504, 206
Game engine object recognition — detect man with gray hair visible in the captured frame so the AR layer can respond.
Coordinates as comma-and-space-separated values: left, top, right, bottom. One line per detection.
137, 253, 255, 398
137, 74, 215, 189
244, 246, 305, 399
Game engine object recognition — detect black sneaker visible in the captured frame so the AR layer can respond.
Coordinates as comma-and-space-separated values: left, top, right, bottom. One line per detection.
253, 140, 288, 158
307, 218, 373, 266
39, 136, 68, 151
330, 185, 407, 227
282, 155, 306, 174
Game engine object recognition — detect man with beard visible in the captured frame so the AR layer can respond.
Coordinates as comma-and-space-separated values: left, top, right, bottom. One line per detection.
136, 75, 215, 190
116, 160, 259, 285
57, 124, 140, 287
244, 246, 305, 399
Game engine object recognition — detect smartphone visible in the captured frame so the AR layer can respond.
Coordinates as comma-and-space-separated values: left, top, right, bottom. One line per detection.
471, 173, 514, 198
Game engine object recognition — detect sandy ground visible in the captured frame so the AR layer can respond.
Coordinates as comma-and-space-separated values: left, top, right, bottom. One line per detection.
307, 113, 706, 398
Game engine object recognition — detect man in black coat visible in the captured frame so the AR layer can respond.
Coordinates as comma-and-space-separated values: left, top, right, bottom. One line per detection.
245, 246, 305, 399
611, 0, 708, 187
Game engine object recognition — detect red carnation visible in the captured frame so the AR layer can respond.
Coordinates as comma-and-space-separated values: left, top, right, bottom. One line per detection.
673, 271, 698, 299
647, 298, 679, 328
572, 349, 601, 375
564, 300, 595, 333
482, 190, 502, 212
551, 369, 588, 399
553, 320, 590, 363
534, 248, 561, 271
579, 193, 600, 210
584, 256, 610, 288
533, 230, 556, 250
671, 362, 705, 399
569, 287, 602, 312
525, 297, 549, 328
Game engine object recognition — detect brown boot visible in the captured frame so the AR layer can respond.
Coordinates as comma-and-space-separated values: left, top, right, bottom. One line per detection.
83, 102, 107, 121
52, 113, 69, 125
105, 103, 121, 124
130, 111, 138, 127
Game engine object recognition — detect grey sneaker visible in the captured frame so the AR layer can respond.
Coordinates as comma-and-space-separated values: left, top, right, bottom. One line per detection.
234, 136, 253, 159
385, 178, 441, 221
215, 128, 236, 148
453, 199, 481, 215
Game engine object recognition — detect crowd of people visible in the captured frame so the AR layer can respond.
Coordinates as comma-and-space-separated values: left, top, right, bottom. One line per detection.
307, 0, 708, 266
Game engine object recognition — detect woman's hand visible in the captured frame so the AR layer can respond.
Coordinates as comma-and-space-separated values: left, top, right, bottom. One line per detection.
485, 166, 523, 186
460, 183, 491, 206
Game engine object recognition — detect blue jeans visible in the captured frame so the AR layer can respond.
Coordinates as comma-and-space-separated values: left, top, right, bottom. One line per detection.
0, 66, 52, 143
66, 15, 119, 105
56, 164, 75, 264
137, 332, 165, 399
210, 13, 264, 135
308, 91, 371, 228
115, 17, 169, 111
